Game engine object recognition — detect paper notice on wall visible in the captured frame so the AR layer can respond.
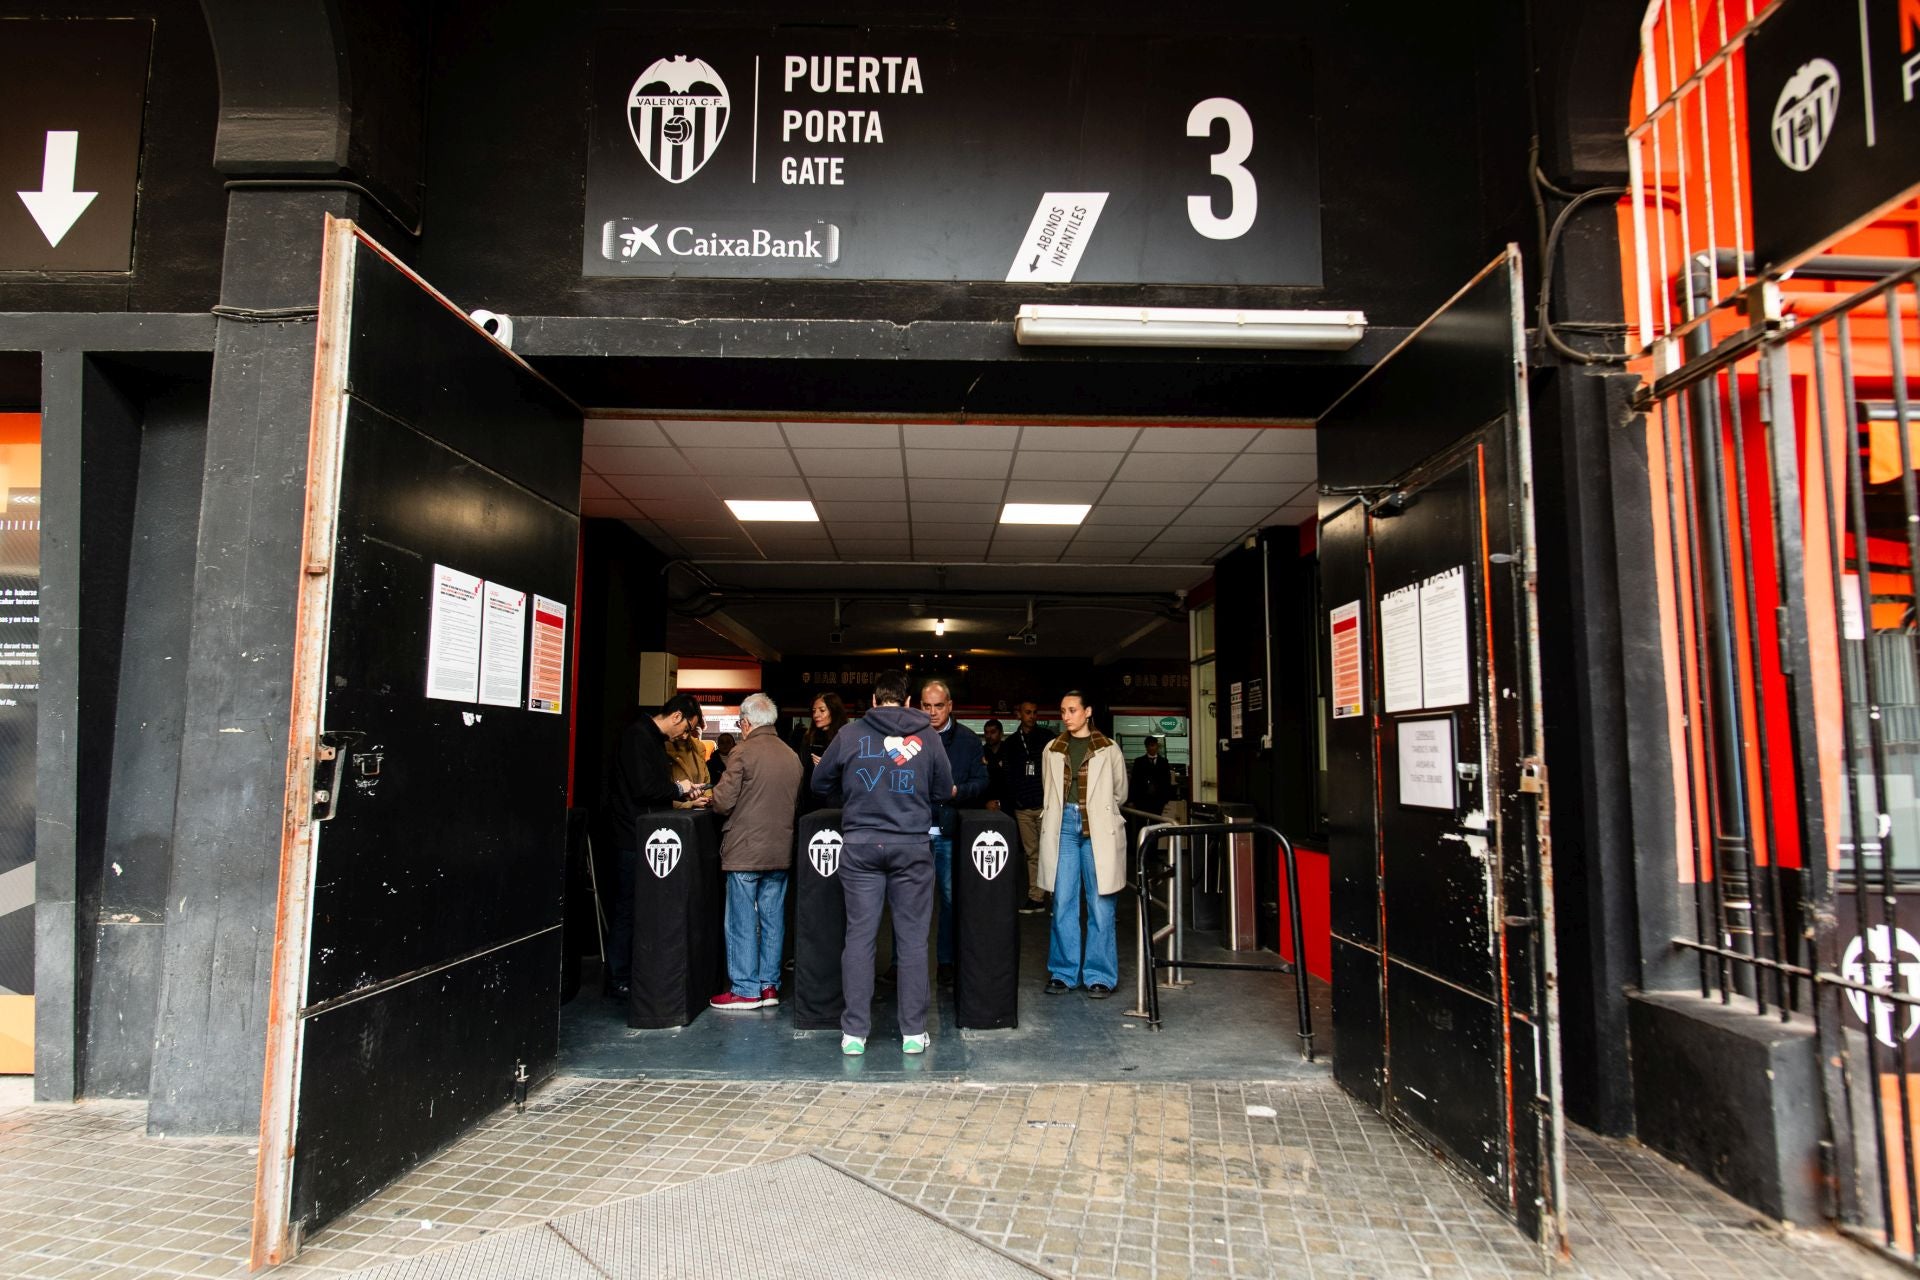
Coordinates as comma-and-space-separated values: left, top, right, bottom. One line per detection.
1379, 584, 1422, 713
1397, 718, 1455, 810
1228, 681, 1245, 739
426, 565, 484, 703
1419, 567, 1471, 709
478, 582, 528, 707
1842, 573, 1867, 640
1330, 600, 1363, 718
527, 595, 567, 714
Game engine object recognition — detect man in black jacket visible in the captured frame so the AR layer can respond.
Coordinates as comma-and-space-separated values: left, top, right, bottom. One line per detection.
603, 693, 706, 999
1129, 736, 1175, 816
812, 671, 954, 1056
921, 678, 987, 985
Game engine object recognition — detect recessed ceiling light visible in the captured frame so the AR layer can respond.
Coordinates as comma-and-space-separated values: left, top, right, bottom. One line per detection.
1001, 502, 1091, 526
935, 618, 946, 636
725, 499, 819, 522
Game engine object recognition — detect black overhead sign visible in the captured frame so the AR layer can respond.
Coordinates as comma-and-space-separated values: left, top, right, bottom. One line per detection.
0, 19, 151, 273
1745, 0, 1920, 270
583, 28, 1321, 285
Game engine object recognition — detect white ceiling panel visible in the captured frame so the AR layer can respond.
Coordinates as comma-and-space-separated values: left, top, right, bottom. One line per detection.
1166, 525, 1253, 545
903, 423, 1020, 448
710, 476, 813, 501
653, 518, 739, 537
909, 476, 1005, 503
1173, 504, 1272, 528
913, 521, 996, 540
793, 448, 903, 477
582, 497, 640, 517
606, 474, 697, 501
1247, 427, 1317, 453
806, 477, 906, 501
814, 499, 911, 523
905, 448, 1013, 479
832, 539, 909, 558
580, 472, 621, 499
661, 419, 787, 448
1131, 426, 1259, 452
1083, 503, 1184, 526
911, 502, 1001, 525
1202, 481, 1303, 509
1009, 451, 1124, 481
1102, 481, 1208, 506
1002, 479, 1107, 503
1018, 424, 1141, 451
824, 520, 910, 539
1071, 525, 1157, 544
635, 497, 732, 520
584, 419, 669, 447
781, 421, 902, 448
584, 446, 693, 475
1113, 451, 1232, 482
913, 539, 992, 558
688, 447, 798, 476
1214, 452, 1318, 485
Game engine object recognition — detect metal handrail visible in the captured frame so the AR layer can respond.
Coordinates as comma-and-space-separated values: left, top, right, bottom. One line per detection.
1128, 819, 1315, 1061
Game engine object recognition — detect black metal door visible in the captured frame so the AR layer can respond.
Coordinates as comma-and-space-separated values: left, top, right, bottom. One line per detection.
1320, 250, 1564, 1249
253, 218, 582, 1264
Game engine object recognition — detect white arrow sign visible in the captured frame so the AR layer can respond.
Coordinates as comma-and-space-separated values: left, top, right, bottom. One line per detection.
18, 131, 98, 248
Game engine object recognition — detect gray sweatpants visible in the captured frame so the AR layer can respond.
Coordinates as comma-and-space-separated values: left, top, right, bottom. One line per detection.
839, 838, 933, 1039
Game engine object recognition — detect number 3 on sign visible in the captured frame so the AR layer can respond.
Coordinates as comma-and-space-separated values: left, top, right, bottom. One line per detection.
1187, 97, 1256, 240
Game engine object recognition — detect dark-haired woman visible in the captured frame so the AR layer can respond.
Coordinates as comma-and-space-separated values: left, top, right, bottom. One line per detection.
797, 692, 848, 813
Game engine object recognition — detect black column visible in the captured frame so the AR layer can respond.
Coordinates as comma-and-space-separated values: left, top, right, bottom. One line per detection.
628, 809, 723, 1028
953, 808, 1020, 1029
792, 809, 846, 1030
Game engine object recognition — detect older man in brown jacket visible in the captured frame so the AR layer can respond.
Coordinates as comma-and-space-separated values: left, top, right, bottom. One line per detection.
707, 692, 803, 1010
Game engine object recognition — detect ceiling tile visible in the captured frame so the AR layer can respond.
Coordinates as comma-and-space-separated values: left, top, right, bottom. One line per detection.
1272, 504, 1318, 525
1071, 525, 1157, 544
913, 539, 991, 558
1102, 481, 1207, 506
910, 502, 1001, 525
580, 472, 621, 500
988, 544, 1063, 561
685, 447, 797, 476
1002, 479, 1107, 504
831, 539, 909, 558
634, 497, 731, 521
991, 525, 1077, 543
823, 519, 910, 539
1083, 503, 1184, 526
814, 499, 910, 523
583, 446, 692, 475
1018, 425, 1141, 451
905, 448, 1012, 479
710, 476, 813, 501
584, 419, 668, 447
793, 447, 903, 478
1173, 505, 1271, 528
607, 474, 703, 501
660, 419, 787, 448
1214, 453, 1317, 485
909, 476, 1005, 503
1131, 426, 1259, 452
1114, 451, 1231, 482
1165, 526, 1253, 545
1247, 427, 1318, 453
781, 421, 902, 448
1135, 545, 1219, 561
916, 521, 1000, 540
806, 477, 906, 501
582, 497, 640, 517
652, 518, 738, 537
1204, 481, 1311, 509
903, 423, 1020, 449
1060, 545, 1140, 561
1009, 451, 1123, 481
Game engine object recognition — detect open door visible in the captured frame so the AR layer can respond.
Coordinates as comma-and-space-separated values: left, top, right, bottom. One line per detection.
1319, 249, 1566, 1251
251, 218, 583, 1265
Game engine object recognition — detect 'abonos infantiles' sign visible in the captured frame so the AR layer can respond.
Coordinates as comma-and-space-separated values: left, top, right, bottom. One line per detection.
583, 29, 1320, 285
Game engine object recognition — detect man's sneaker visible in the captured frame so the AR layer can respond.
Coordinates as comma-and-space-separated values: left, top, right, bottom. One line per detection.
841, 1034, 866, 1056
1018, 899, 1046, 915
760, 986, 781, 1006
902, 1032, 930, 1055
709, 991, 765, 1011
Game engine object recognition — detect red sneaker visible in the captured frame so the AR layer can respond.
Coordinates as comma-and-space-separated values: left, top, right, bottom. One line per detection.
709, 991, 765, 1011
760, 986, 781, 1006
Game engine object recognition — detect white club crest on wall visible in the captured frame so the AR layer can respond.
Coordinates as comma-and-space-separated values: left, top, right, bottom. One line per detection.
971, 830, 1010, 881
809, 828, 843, 877
644, 827, 683, 878
1770, 58, 1840, 173
628, 55, 730, 183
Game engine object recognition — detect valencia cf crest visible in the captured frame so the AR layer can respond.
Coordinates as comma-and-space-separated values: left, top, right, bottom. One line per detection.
1770, 58, 1840, 173
808, 828, 843, 878
971, 830, 1010, 881
628, 55, 730, 183
644, 827, 683, 878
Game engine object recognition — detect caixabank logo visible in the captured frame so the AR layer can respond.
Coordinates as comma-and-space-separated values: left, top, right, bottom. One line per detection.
599, 217, 842, 265
627, 55, 730, 183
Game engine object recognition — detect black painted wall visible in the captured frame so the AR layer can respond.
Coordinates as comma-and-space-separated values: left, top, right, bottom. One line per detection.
574, 519, 670, 823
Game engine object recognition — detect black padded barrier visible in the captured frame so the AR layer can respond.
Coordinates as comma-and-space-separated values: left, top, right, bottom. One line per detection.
792, 809, 848, 1031
953, 809, 1021, 1029
627, 809, 724, 1029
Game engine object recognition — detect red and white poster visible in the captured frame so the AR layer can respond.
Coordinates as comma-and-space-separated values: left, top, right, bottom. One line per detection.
527, 595, 567, 714
1330, 600, 1363, 719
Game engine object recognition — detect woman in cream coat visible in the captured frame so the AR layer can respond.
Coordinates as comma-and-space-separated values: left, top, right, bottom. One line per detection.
1038, 691, 1128, 997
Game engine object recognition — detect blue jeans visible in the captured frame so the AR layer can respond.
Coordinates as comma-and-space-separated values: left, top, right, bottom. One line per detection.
724, 870, 789, 998
932, 829, 955, 964
1049, 806, 1119, 989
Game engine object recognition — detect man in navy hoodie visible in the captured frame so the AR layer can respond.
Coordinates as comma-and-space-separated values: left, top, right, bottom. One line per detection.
811, 670, 954, 1056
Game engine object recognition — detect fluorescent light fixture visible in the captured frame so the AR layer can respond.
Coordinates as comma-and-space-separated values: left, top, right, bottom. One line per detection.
1014, 305, 1366, 350
724, 499, 819, 522
1001, 502, 1091, 526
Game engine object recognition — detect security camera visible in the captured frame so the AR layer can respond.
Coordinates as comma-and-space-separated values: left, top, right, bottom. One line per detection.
829, 630, 844, 645
1022, 632, 1038, 647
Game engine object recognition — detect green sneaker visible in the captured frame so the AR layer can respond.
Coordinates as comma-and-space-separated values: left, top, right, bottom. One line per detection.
841, 1034, 866, 1056
902, 1032, 930, 1055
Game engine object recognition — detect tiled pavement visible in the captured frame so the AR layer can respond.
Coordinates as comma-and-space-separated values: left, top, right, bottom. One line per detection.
0, 1076, 1899, 1279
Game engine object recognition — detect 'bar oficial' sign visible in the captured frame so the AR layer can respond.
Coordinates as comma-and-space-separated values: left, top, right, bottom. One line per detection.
1745, 0, 1920, 269
583, 28, 1320, 285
